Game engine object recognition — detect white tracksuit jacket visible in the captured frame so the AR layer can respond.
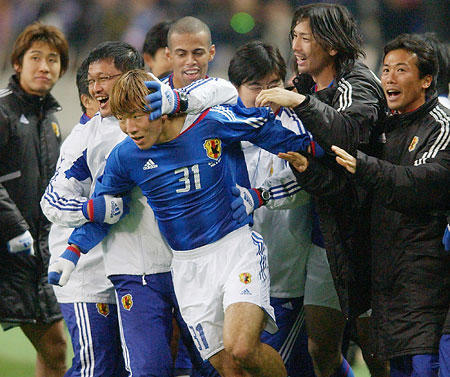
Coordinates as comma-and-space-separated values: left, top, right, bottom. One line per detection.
242, 107, 315, 298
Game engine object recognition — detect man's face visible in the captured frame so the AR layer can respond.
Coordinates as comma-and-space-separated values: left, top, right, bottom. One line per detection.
166, 31, 215, 88
381, 48, 431, 114
14, 41, 61, 96
237, 72, 283, 108
144, 48, 172, 79
118, 112, 163, 150
291, 19, 335, 78
88, 59, 122, 117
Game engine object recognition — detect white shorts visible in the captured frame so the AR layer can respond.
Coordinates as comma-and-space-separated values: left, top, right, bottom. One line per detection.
171, 226, 277, 360
303, 244, 341, 311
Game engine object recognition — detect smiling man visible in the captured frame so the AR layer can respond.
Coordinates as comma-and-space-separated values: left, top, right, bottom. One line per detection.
0, 22, 69, 377
330, 33, 450, 377
50, 69, 323, 377
164, 16, 216, 89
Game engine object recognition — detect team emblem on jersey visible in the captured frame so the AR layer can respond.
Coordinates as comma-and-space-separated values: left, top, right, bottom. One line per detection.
408, 136, 419, 152
96, 303, 110, 317
51, 122, 60, 138
239, 272, 252, 284
121, 294, 133, 311
203, 138, 222, 160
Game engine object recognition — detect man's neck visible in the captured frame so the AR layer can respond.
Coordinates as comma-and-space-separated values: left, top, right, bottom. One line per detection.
312, 64, 336, 91
159, 115, 188, 143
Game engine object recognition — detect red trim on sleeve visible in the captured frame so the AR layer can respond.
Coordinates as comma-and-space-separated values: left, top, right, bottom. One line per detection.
310, 141, 316, 156
67, 245, 81, 258
252, 188, 264, 207
87, 199, 94, 222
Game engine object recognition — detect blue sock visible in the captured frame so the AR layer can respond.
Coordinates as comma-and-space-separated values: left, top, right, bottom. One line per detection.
331, 358, 355, 377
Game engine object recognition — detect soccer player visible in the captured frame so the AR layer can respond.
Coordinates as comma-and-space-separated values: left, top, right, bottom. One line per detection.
42, 41, 238, 377
44, 57, 127, 377
50, 69, 322, 377
228, 40, 336, 377
0, 22, 69, 377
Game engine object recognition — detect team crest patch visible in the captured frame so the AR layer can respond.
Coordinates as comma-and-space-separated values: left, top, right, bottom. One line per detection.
239, 272, 252, 284
52, 122, 60, 138
203, 138, 222, 160
96, 303, 110, 317
408, 136, 419, 152
121, 294, 133, 311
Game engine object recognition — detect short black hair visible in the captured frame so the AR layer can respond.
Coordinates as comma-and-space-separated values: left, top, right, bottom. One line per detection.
85, 41, 144, 73
414, 33, 449, 96
76, 57, 90, 113
167, 16, 212, 49
228, 40, 286, 87
384, 33, 438, 96
142, 21, 173, 57
290, 3, 364, 75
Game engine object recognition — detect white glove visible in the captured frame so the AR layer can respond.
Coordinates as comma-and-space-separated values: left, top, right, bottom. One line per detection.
6, 230, 34, 256
48, 245, 80, 286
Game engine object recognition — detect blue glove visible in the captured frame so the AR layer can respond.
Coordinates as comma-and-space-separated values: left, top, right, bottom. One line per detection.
82, 195, 130, 224
144, 79, 181, 121
230, 184, 263, 223
443, 224, 450, 252
6, 230, 34, 256
48, 245, 80, 286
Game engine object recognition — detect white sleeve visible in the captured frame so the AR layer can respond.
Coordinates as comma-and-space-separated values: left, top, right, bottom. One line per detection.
262, 166, 311, 210
180, 77, 238, 113
40, 123, 92, 228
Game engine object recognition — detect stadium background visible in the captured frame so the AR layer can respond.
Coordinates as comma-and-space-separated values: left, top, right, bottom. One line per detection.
0, 0, 448, 375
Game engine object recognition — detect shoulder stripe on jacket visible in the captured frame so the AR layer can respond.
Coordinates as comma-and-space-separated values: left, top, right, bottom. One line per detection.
336, 78, 352, 112
414, 105, 450, 165
0, 89, 12, 98
181, 77, 214, 95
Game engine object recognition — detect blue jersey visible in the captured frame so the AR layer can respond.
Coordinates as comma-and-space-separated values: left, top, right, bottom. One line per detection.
69, 104, 314, 251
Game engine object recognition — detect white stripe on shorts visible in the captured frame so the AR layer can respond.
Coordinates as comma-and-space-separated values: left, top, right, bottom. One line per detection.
74, 302, 95, 377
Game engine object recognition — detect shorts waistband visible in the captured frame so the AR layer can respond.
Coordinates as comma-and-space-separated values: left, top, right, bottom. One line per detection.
172, 226, 250, 260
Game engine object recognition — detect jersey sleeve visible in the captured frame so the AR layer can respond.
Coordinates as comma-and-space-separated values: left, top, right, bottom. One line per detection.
40, 124, 92, 228
260, 166, 310, 210
180, 77, 238, 114
67, 146, 136, 253
214, 104, 319, 157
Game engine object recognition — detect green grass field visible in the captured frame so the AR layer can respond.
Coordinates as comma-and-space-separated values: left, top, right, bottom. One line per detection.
0, 328, 371, 376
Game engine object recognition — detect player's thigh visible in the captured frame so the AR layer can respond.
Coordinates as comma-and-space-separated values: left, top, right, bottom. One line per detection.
223, 301, 265, 349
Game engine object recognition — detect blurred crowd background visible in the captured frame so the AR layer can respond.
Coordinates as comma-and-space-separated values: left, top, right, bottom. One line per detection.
0, 0, 448, 136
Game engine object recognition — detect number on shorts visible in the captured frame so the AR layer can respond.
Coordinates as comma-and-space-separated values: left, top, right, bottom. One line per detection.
189, 323, 209, 350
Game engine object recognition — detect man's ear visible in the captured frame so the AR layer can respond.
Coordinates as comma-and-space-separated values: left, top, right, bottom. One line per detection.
165, 47, 171, 61
329, 48, 338, 57
208, 44, 216, 62
13, 62, 22, 74
143, 53, 153, 70
422, 74, 432, 89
